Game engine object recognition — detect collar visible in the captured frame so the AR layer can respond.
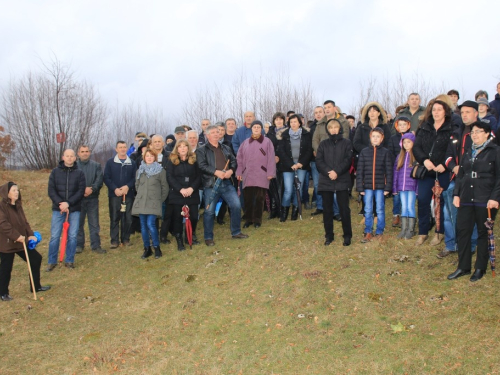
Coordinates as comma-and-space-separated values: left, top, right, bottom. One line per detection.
114, 155, 132, 165
249, 135, 264, 143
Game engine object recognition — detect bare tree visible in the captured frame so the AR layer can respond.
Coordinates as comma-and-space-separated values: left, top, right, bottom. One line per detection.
179, 66, 318, 129
0, 126, 15, 169
1, 57, 107, 169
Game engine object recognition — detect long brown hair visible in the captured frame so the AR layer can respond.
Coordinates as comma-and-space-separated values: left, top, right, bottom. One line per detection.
396, 140, 416, 170
169, 140, 196, 165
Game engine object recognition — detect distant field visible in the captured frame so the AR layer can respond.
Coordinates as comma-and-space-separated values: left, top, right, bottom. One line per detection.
1, 170, 499, 374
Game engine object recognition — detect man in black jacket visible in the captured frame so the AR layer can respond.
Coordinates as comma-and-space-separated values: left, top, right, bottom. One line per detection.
196, 125, 248, 246
46, 149, 86, 271
76, 146, 105, 254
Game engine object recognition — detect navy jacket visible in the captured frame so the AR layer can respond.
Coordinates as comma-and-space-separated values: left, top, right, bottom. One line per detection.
103, 155, 138, 197
48, 161, 86, 212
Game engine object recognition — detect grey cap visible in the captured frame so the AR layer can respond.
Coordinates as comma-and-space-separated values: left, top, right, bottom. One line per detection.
174, 126, 186, 134
477, 97, 490, 108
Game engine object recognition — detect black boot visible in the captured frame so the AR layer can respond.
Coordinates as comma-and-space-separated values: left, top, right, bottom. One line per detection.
191, 232, 200, 245
154, 246, 162, 259
269, 198, 278, 219
175, 233, 185, 251
141, 247, 152, 259
280, 206, 290, 222
291, 205, 299, 221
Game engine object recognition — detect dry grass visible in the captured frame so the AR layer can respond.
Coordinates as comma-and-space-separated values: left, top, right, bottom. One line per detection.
1, 170, 500, 374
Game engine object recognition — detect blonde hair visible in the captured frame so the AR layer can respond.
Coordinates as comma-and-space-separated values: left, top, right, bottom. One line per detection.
169, 140, 196, 165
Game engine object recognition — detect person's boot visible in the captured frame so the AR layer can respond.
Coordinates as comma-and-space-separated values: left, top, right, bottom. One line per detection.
397, 217, 408, 239
291, 205, 299, 221
405, 218, 416, 239
430, 233, 443, 246
392, 215, 401, 227
280, 207, 290, 222
154, 246, 162, 259
191, 232, 200, 245
141, 247, 152, 259
175, 233, 185, 251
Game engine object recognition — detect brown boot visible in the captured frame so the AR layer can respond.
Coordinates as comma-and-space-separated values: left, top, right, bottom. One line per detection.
415, 234, 428, 246
430, 233, 443, 246
392, 215, 401, 227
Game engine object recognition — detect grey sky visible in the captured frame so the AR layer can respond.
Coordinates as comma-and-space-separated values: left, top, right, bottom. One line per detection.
1, 0, 499, 122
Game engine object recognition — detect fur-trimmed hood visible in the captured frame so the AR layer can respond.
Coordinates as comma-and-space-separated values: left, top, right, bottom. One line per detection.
361, 101, 388, 124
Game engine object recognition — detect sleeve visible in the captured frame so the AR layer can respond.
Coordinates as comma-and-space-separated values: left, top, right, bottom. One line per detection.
93, 163, 104, 192
191, 164, 202, 191
384, 151, 393, 192
127, 161, 138, 190
236, 142, 246, 177
277, 139, 294, 171
196, 147, 216, 177
267, 140, 276, 178
413, 132, 427, 164
352, 127, 364, 154
103, 160, 117, 191
489, 147, 500, 202
312, 124, 321, 152
48, 170, 63, 205
232, 130, 241, 155
166, 161, 183, 193
445, 136, 458, 173
0, 206, 21, 241
356, 151, 365, 192
315, 141, 328, 176
392, 157, 399, 194
160, 169, 169, 203
19, 206, 34, 237
298, 134, 313, 167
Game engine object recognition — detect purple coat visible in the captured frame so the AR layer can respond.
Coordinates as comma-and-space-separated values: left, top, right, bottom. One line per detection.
236, 136, 276, 189
392, 152, 418, 194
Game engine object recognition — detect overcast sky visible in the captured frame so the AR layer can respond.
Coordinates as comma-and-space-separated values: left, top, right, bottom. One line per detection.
1, 0, 499, 125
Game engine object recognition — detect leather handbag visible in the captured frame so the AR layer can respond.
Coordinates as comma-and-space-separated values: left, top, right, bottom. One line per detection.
410, 140, 436, 180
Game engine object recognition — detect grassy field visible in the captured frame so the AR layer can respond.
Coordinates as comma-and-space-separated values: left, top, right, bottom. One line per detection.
1, 170, 500, 374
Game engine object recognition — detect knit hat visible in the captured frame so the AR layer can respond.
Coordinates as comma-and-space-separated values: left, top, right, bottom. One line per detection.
251, 120, 263, 128
477, 98, 490, 108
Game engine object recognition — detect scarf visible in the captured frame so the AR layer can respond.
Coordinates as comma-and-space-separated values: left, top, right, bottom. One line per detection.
471, 138, 491, 159
137, 161, 163, 179
328, 133, 342, 143
289, 127, 302, 140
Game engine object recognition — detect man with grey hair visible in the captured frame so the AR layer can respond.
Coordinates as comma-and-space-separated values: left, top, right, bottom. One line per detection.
46, 149, 86, 270
196, 125, 248, 246
76, 145, 105, 254
198, 119, 211, 146
232, 111, 265, 154
186, 130, 199, 152
150, 134, 169, 168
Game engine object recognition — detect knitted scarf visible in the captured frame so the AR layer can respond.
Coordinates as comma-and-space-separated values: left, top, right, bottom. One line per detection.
137, 161, 163, 179
289, 127, 302, 140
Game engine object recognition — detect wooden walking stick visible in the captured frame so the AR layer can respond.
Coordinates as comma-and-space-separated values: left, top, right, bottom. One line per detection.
22, 242, 37, 300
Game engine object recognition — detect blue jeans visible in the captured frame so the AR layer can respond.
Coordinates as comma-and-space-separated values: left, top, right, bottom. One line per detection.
443, 181, 477, 251
363, 190, 385, 235
392, 193, 402, 216
399, 191, 416, 217
203, 180, 242, 240
282, 170, 307, 207
48, 211, 80, 264
139, 214, 160, 248
310, 162, 322, 209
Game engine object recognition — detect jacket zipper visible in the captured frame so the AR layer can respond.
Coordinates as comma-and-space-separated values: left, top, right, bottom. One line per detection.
403, 152, 407, 190
372, 146, 376, 189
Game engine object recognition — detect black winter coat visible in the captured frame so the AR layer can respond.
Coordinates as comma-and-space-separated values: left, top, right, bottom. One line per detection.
48, 161, 86, 212
356, 145, 393, 192
446, 124, 473, 174
413, 119, 453, 177
316, 135, 353, 192
453, 142, 500, 204
352, 122, 391, 154
166, 159, 201, 205
276, 129, 313, 172
196, 142, 236, 189
388, 131, 411, 159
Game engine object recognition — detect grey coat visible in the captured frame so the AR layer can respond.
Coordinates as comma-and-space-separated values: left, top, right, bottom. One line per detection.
132, 169, 169, 216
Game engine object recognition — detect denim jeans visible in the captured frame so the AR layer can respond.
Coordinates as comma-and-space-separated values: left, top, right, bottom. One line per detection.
392, 193, 402, 216
310, 162, 322, 209
282, 170, 307, 207
363, 190, 386, 235
139, 214, 160, 248
77, 197, 101, 249
203, 180, 242, 240
399, 191, 416, 217
48, 211, 80, 264
443, 181, 477, 252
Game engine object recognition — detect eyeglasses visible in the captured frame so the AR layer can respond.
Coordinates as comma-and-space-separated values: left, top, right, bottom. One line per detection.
470, 130, 485, 135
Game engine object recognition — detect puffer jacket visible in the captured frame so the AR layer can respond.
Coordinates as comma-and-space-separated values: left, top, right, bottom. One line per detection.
480, 113, 498, 132
392, 152, 418, 194
316, 133, 353, 192
276, 128, 313, 172
48, 161, 86, 212
196, 142, 237, 189
356, 145, 393, 192
0, 183, 34, 253
490, 93, 500, 122
312, 114, 350, 151
166, 159, 201, 205
388, 130, 411, 159
453, 141, 500, 204
132, 166, 169, 216
413, 119, 453, 177
352, 122, 392, 154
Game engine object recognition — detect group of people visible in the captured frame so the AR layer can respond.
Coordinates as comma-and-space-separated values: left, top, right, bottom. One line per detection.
2, 84, 500, 301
